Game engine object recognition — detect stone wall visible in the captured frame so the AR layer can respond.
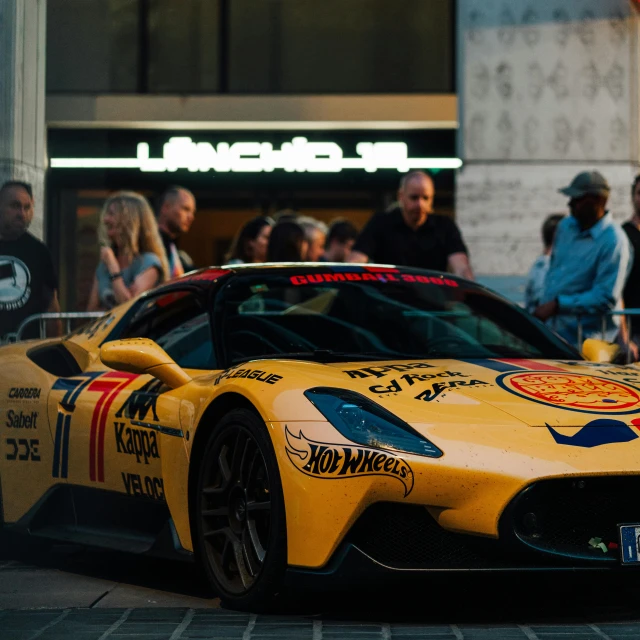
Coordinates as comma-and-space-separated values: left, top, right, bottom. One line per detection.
0, 0, 47, 240
456, 0, 640, 275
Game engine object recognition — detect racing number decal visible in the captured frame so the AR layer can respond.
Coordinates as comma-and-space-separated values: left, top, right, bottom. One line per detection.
52, 372, 103, 478
51, 372, 138, 481
86, 372, 139, 482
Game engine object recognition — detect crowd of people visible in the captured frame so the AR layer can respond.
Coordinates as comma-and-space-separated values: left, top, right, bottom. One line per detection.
1, 167, 639, 356
524, 170, 639, 354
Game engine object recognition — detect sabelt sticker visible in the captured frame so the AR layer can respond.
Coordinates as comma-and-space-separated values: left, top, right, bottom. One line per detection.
285, 428, 414, 497
497, 372, 640, 414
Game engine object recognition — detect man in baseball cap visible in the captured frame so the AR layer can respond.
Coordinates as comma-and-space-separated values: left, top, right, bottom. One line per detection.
559, 170, 610, 199
534, 170, 633, 347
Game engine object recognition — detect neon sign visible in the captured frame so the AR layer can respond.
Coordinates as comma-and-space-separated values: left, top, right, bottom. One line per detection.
50, 136, 462, 173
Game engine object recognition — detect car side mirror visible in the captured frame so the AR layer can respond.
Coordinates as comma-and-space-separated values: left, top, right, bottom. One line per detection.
582, 338, 620, 363
100, 338, 192, 389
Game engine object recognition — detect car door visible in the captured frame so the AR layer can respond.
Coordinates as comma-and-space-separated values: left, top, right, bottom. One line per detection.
57, 289, 215, 509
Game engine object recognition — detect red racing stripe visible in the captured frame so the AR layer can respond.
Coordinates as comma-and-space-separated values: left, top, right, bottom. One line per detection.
97, 375, 137, 482
89, 381, 118, 482
497, 359, 566, 371
88, 372, 138, 482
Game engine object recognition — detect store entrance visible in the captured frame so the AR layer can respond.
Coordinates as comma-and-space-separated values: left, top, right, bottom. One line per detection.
183, 206, 376, 268
50, 187, 415, 313
47, 127, 457, 312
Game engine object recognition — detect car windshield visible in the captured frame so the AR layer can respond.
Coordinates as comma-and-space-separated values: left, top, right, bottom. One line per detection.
219, 269, 578, 363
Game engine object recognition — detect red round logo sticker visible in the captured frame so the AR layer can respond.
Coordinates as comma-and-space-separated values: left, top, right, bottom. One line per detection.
498, 372, 640, 414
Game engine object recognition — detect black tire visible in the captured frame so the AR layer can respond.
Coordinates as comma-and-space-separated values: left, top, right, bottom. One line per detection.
194, 408, 287, 611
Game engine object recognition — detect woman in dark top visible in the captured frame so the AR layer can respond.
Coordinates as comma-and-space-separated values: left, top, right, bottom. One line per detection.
267, 220, 309, 262
225, 216, 274, 264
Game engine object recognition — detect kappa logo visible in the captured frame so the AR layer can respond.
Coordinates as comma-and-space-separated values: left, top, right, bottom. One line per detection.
415, 379, 490, 402
114, 422, 159, 464
115, 379, 163, 422
285, 428, 414, 496
369, 371, 469, 394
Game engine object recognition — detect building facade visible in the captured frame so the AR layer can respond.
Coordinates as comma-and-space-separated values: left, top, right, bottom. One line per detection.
457, 0, 640, 276
44, 0, 458, 310
3, 0, 639, 311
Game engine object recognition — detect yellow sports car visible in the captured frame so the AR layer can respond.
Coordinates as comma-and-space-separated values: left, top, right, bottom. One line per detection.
2, 263, 640, 609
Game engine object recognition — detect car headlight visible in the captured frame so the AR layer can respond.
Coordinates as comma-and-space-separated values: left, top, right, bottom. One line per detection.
304, 387, 442, 458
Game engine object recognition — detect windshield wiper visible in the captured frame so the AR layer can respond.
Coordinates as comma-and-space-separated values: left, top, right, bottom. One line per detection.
231, 350, 394, 364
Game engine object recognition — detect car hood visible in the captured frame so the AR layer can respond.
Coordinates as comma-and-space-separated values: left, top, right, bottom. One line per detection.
319, 357, 640, 429
207, 356, 640, 433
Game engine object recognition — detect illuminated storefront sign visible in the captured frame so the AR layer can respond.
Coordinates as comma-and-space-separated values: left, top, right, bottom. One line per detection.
50, 136, 462, 173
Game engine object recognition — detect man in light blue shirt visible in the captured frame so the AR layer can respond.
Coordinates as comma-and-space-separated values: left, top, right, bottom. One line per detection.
534, 171, 633, 347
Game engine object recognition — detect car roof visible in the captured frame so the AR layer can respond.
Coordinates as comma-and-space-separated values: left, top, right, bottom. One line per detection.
183, 262, 462, 279
149, 262, 487, 298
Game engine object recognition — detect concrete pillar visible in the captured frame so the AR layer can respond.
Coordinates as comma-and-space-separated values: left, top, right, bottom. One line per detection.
456, 0, 640, 277
0, 0, 47, 240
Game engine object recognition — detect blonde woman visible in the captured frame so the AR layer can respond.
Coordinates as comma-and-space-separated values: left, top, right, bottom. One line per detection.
87, 192, 169, 310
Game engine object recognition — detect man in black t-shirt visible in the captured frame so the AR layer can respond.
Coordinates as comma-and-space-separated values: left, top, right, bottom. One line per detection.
0, 181, 60, 340
349, 171, 473, 279
623, 175, 640, 344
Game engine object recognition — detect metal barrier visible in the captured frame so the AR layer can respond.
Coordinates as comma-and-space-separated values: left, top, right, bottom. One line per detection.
1, 311, 106, 344
551, 309, 640, 363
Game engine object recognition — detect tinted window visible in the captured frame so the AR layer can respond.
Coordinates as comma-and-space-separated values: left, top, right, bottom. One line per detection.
48, 0, 452, 95
219, 272, 577, 363
230, 0, 453, 93
120, 290, 215, 369
47, 0, 138, 92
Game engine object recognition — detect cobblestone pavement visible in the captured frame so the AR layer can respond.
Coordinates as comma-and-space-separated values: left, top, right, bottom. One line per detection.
3, 534, 640, 639
3, 609, 640, 640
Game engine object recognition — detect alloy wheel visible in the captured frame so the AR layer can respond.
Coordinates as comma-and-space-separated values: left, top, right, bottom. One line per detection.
199, 425, 272, 594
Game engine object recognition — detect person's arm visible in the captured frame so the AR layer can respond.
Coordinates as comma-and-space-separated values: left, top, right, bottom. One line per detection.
347, 213, 380, 264
46, 290, 63, 336
443, 218, 473, 279
129, 267, 161, 297
100, 247, 160, 304
41, 246, 62, 335
109, 266, 161, 304
555, 236, 631, 314
348, 250, 369, 263
109, 272, 134, 304
524, 264, 538, 314
616, 303, 639, 361
86, 277, 100, 311
447, 252, 474, 280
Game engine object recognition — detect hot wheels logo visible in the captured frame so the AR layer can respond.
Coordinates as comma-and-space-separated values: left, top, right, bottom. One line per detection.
285, 428, 414, 496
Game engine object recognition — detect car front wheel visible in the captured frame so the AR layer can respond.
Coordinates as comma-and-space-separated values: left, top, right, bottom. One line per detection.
195, 408, 287, 610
